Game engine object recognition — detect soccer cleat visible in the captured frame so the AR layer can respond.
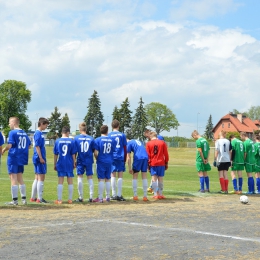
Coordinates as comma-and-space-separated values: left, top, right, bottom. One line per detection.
198, 189, 205, 193
147, 187, 153, 193
74, 198, 84, 202
152, 195, 160, 200
111, 196, 117, 200
224, 191, 228, 194
117, 196, 126, 201
237, 191, 242, 194
245, 191, 253, 195
158, 195, 166, 199
93, 198, 103, 203
88, 198, 93, 202
36, 198, 48, 204
22, 199, 27, 205
106, 197, 110, 202
133, 196, 138, 201
54, 200, 62, 204
218, 190, 225, 194
143, 197, 149, 201
229, 190, 237, 194
205, 189, 210, 193
30, 198, 37, 202
5, 200, 18, 206
255, 191, 260, 194
68, 200, 73, 204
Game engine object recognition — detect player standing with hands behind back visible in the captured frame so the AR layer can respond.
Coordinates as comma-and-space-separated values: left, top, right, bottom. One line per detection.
146, 131, 169, 199
2, 117, 31, 205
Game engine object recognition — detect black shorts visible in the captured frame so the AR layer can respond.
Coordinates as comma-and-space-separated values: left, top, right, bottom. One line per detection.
217, 162, 231, 171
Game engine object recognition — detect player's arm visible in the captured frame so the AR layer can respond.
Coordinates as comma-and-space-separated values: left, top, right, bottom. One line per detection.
94, 150, 99, 160
54, 154, 58, 171
1, 144, 12, 155
127, 153, 133, 174
72, 153, 76, 168
163, 143, 169, 170
36, 146, 45, 164
124, 145, 127, 163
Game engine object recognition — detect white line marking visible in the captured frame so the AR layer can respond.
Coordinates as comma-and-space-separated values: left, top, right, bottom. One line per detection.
6, 219, 260, 243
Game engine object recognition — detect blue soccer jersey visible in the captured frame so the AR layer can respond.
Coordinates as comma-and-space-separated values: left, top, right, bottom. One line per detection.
33, 130, 46, 163
0, 132, 4, 146
94, 136, 115, 164
53, 138, 77, 172
127, 139, 148, 161
7, 129, 31, 166
108, 131, 127, 161
74, 134, 95, 164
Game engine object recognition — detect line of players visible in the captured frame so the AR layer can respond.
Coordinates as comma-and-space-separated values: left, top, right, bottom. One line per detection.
191, 130, 260, 194
0, 116, 169, 205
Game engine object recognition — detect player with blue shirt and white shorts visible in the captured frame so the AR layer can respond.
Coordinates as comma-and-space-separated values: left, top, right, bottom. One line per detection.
2, 117, 31, 205
109, 119, 127, 201
53, 126, 77, 204
30, 117, 49, 203
74, 122, 95, 202
127, 138, 149, 201
93, 125, 116, 203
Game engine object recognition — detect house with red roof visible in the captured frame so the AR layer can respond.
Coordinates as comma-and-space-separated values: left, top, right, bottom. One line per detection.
212, 113, 259, 140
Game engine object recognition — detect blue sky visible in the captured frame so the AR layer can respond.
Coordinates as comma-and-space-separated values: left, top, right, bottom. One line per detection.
0, 0, 260, 137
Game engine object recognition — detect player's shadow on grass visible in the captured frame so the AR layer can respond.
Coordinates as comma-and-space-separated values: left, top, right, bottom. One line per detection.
0, 204, 71, 210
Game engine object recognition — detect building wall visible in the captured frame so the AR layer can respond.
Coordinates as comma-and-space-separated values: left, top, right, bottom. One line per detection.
213, 119, 238, 139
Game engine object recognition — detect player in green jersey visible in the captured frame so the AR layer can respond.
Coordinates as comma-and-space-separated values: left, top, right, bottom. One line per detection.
229, 135, 244, 194
240, 132, 255, 194
254, 136, 260, 193
191, 130, 211, 192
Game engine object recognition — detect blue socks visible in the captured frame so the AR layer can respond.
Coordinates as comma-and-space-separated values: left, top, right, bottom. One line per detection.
238, 177, 243, 191
232, 178, 238, 191
200, 177, 205, 191
204, 176, 209, 190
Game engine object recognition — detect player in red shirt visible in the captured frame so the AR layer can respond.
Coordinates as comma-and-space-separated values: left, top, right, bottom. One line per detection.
146, 131, 169, 199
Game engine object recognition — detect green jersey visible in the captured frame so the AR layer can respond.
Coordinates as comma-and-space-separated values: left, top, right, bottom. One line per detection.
196, 137, 210, 162
243, 139, 255, 165
255, 142, 260, 167
231, 138, 244, 164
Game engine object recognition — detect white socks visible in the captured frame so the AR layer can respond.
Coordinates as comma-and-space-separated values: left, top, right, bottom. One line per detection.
142, 179, 148, 197
158, 182, 163, 195
117, 178, 123, 197
78, 178, 83, 199
68, 184, 73, 200
88, 179, 94, 199
19, 184, 26, 199
98, 181, 104, 200
152, 181, 158, 195
37, 181, 44, 200
31, 179, 38, 199
105, 182, 111, 198
132, 179, 138, 196
11, 185, 18, 199
111, 177, 116, 197
57, 184, 63, 201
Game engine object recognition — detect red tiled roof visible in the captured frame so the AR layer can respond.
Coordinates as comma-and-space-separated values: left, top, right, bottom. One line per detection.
254, 120, 260, 126
213, 114, 256, 133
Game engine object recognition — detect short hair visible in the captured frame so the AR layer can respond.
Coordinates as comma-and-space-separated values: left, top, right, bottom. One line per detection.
111, 119, 120, 129
62, 126, 70, 133
9, 117, 20, 124
191, 130, 199, 137
100, 125, 108, 134
38, 117, 49, 127
229, 134, 235, 139
256, 136, 260, 141
240, 131, 247, 137
79, 122, 87, 132
219, 130, 226, 137
144, 129, 151, 134
150, 131, 157, 138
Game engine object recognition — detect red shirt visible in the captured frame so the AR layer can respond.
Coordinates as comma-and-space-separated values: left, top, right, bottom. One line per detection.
146, 139, 169, 166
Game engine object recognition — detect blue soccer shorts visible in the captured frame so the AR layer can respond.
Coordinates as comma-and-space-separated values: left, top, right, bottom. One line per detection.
34, 162, 47, 174
133, 159, 148, 173
76, 162, 93, 176
8, 165, 24, 174
96, 162, 111, 180
150, 166, 165, 177
111, 160, 125, 172
57, 171, 74, 178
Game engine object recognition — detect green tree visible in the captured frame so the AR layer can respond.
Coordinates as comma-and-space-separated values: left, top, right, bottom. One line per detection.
131, 97, 148, 141
145, 102, 179, 134
118, 98, 132, 133
204, 114, 214, 140
226, 131, 241, 140
0, 80, 31, 136
61, 113, 71, 130
48, 106, 62, 138
247, 106, 260, 120
112, 106, 121, 122
84, 90, 104, 138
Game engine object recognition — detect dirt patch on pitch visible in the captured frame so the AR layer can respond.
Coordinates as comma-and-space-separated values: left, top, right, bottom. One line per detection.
0, 195, 260, 259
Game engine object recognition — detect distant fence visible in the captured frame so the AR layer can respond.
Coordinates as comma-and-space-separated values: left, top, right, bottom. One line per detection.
166, 142, 196, 148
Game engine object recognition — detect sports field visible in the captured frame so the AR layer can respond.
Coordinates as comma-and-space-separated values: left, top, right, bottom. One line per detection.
0, 147, 260, 259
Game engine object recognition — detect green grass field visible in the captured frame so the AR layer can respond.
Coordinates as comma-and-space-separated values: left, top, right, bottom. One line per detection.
0, 147, 223, 204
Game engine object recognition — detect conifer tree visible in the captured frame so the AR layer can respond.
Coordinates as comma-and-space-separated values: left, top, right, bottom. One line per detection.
84, 90, 104, 138
118, 97, 132, 133
61, 113, 71, 130
47, 106, 62, 138
131, 97, 148, 140
204, 114, 214, 140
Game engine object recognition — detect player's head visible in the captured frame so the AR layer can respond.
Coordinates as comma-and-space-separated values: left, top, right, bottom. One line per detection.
100, 125, 108, 135
255, 136, 260, 142
229, 134, 235, 140
9, 117, 19, 129
150, 131, 157, 139
191, 130, 199, 139
38, 117, 49, 130
240, 131, 247, 140
218, 130, 226, 138
62, 126, 70, 137
143, 129, 151, 139
79, 122, 87, 133
111, 119, 120, 129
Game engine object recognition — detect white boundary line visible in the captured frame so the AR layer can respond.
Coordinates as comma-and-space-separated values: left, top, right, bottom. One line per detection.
7, 219, 260, 243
